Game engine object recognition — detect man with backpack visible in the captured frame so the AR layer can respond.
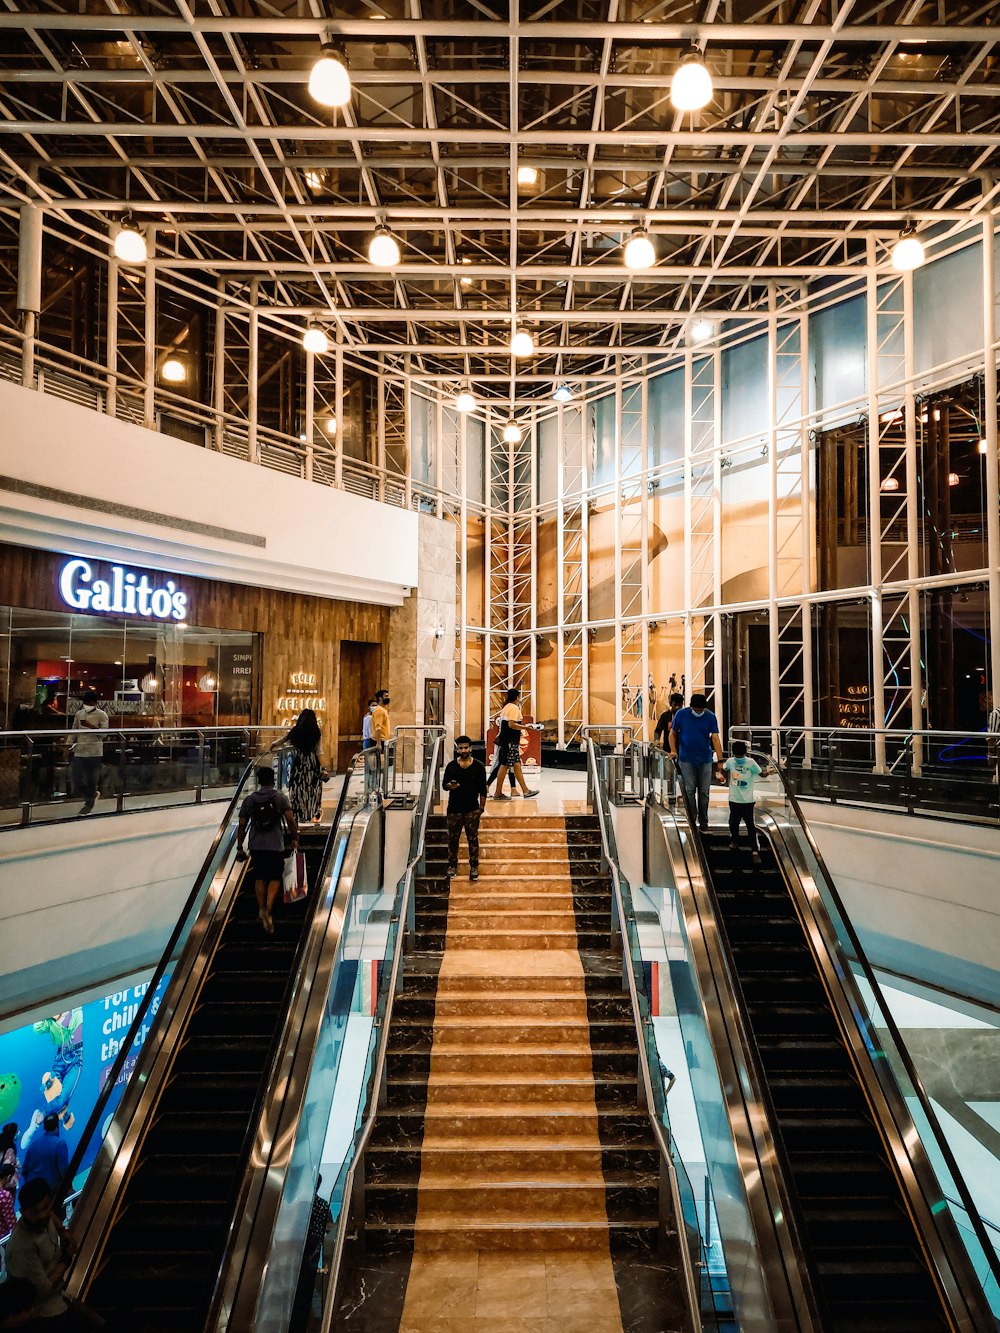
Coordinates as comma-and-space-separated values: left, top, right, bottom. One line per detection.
236, 765, 299, 934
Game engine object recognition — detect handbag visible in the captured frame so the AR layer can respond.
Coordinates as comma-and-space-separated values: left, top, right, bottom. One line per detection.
282, 850, 308, 903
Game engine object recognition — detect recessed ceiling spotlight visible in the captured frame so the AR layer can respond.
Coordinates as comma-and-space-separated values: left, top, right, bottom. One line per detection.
161, 357, 186, 383
670, 47, 714, 112
517, 165, 539, 187
503, 419, 522, 443
303, 326, 329, 354
368, 225, 401, 268
553, 384, 573, 403
510, 327, 534, 357
891, 221, 925, 272
113, 216, 147, 263
623, 228, 656, 270
308, 44, 351, 108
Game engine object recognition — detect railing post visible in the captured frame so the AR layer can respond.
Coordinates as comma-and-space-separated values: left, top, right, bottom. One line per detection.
196, 729, 206, 804
115, 731, 126, 813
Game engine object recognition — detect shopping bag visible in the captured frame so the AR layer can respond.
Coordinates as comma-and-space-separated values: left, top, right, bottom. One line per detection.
282, 850, 308, 903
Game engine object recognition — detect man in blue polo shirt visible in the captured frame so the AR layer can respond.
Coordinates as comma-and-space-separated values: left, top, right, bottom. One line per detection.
20, 1113, 67, 1197
669, 692, 724, 831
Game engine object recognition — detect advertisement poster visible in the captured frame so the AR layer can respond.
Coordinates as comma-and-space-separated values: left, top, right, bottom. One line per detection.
486, 713, 542, 770
0, 971, 171, 1191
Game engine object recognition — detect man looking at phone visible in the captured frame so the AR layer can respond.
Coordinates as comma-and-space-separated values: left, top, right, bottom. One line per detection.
442, 735, 488, 882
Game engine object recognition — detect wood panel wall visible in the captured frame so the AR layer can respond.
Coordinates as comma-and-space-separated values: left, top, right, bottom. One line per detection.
0, 543, 390, 753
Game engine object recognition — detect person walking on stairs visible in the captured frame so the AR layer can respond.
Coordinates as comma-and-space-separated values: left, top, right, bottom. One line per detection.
443, 735, 487, 880
236, 765, 299, 934
723, 739, 764, 864
670, 691, 723, 831
491, 687, 539, 801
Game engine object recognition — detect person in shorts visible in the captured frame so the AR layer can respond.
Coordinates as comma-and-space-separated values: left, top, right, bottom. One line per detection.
723, 740, 764, 864
491, 687, 539, 801
236, 765, 299, 934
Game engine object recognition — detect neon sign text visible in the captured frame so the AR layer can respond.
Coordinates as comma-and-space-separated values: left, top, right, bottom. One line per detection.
58, 558, 188, 622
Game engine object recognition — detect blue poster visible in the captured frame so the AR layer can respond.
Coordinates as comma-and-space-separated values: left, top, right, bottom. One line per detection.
0, 971, 171, 1190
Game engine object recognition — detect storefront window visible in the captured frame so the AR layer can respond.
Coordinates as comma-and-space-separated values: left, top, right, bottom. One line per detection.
0, 607, 258, 730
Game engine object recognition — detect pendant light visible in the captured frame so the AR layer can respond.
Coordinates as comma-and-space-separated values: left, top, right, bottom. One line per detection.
623, 228, 656, 270
368, 225, 401, 268
454, 388, 476, 413
670, 47, 714, 112
503, 419, 522, 443
891, 222, 925, 272
113, 217, 147, 263
302, 326, 329, 355
308, 44, 352, 108
510, 327, 534, 358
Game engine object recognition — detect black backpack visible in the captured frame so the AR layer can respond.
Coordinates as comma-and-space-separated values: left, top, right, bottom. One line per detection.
250, 791, 281, 833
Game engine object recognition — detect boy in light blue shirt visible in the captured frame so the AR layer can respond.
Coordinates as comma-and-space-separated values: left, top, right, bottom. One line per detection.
723, 740, 764, 864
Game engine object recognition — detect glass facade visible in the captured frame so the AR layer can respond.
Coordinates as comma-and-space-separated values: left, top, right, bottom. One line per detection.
0, 606, 259, 731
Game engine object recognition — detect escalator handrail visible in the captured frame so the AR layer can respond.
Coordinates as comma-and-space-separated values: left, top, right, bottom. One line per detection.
752, 757, 1000, 1295
583, 739, 704, 1333
57, 744, 287, 1210
320, 730, 447, 1331
637, 754, 823, 1333
207, 747, 381, 1329
757, 794, 1000, 1317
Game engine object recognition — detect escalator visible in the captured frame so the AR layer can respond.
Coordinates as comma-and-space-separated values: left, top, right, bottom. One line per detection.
699, 830, 949, 1333
80, 829, 327, 1330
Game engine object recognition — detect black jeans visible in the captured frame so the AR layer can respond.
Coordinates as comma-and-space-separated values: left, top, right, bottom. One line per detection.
728, 802, 757, 849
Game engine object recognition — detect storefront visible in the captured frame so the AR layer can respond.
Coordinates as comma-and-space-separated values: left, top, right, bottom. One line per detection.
0, 542, 390, 745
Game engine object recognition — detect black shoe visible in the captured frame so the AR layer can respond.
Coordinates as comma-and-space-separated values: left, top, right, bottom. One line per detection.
699, 822, 709, 832
727, 840, 738, 851
470, 869, 479, 881
79, 801, 94, 816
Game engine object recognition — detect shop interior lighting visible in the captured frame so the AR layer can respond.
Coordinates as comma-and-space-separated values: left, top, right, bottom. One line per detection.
552, 384, 574, 403
670, 47, 714, 112
623, 228, 656, 271
113, 217, 147, 264
516, 165, 539, 188
948, 471, 960, 486
891, 222, 926, 272
503, 419, 522, 443
880, 476, 900, 492
510, 327, 535, 357
302, 326, 329, 355
368, 226, 401, 268
161, 357, 186, 383
454, 388, 476, 413
308, 44, 352, 108
689, 317, 714, 345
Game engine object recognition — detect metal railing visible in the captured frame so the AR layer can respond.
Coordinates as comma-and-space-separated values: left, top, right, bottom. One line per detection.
730, 724, 1000, 825
0, 724, 287, 829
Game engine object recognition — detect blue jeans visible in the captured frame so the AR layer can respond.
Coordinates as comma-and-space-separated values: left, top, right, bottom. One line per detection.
679, 760, 713, 828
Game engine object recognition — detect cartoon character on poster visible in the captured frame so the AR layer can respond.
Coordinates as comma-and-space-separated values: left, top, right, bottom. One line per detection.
20, 1009, 83, 1150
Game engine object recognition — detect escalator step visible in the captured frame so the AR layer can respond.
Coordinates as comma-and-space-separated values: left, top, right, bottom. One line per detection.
211, 944, 298, 973
776, 1114, 881, 1152
192, 971, 290, 1005
142, 1110, 248, 1156
185, 1000, 283, 1038
180, 1033, 275, 1072
162, 1071, 261, 1114
123, 1155, 240, 1202
107, 1199, 230, 1251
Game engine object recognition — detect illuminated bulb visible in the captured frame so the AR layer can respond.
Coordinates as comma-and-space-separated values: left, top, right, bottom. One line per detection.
460, 257, 473, 286
299, 432, 308, 442
161, 358, 186, 383
503, 419, 522, 444
454, 389, 476, 413
113, 219, 147, 263
553, 384, 573, 403
891, 224, 925, 272
510, 327, 534, 357
624, 228, 656, 270
368, 226, 401, 267
308, 46, 351, 108
517, 164, 539, 187
326, 415, 338, 434
880, 476, 900, 492
948, 471, 960, 487
670, 48, 713, 112
303, 326, 329, 355
978, 438, 988, 455
689, 317, 714, 345
305, 169, 324, 191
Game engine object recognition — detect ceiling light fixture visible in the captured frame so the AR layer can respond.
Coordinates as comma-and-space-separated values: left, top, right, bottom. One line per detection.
880, 476, 900, 492
948, 471, 960, 487
978, 438, 988, 455
308, 44, 352, 108
302, 326, 329, 355
510, 327, 534, 357
517, 164, 539, 188
670, 46, 714, 112
689, 317, 714, 345
623, 228, 656, 270
891, 222, 926, 272
161, 357, 186, 383
113, 216, 147, 264
326, 415, 338, 434
503, 419, 522, 444
368, 225, 401, 268
454, 388, 476, 413
553, 384, 573, 403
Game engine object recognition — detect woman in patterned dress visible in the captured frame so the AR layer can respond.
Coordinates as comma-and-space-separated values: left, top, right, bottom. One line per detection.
281, 708, 326, 824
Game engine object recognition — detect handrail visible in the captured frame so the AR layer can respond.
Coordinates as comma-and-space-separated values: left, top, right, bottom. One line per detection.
55, 747, 275, 1211
583, 738, 701, 1333
320, 729, 446, 1331
746, 746, 1000, 1309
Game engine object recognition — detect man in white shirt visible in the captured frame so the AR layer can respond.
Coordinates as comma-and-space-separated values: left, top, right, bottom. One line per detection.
70, 689, 109, 816
492, 687, 540, 801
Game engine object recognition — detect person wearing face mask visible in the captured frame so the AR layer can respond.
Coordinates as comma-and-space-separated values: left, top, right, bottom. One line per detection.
669, 691, 724, 832
362, 697, 378, 751
370, 692, 392, 750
